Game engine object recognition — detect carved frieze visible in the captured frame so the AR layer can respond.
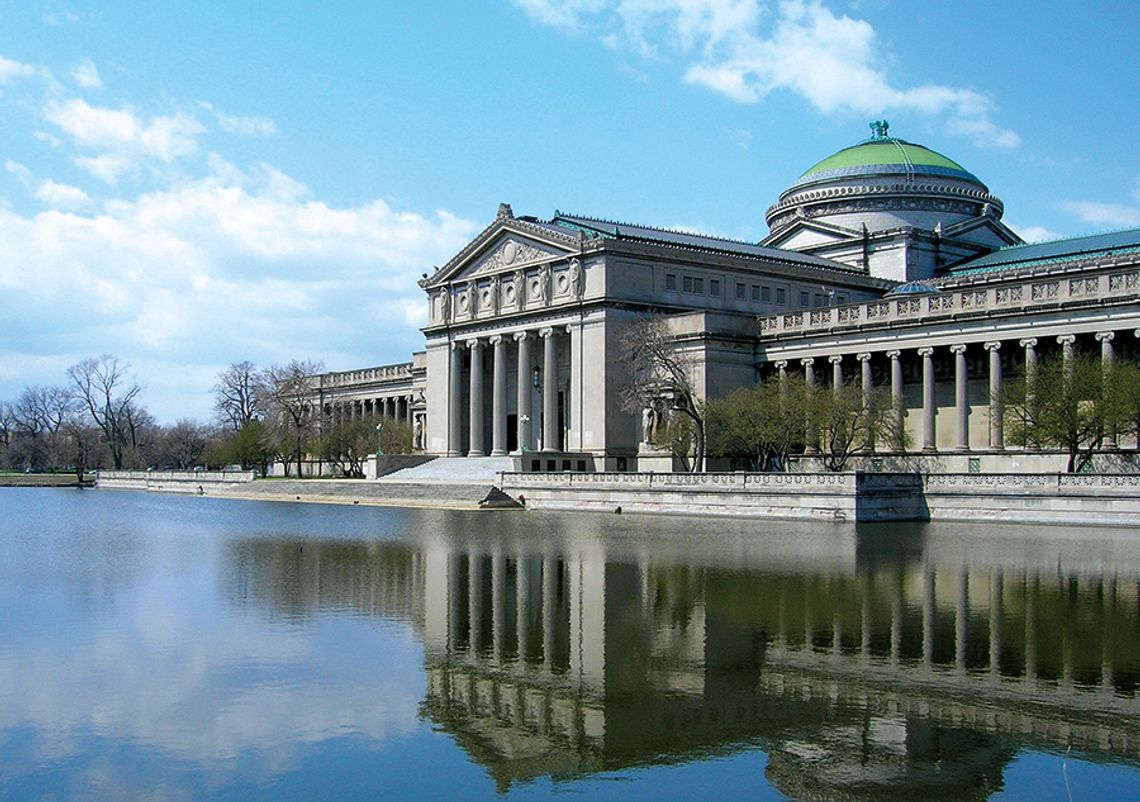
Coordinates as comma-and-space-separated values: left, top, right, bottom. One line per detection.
474, 237, 558, 274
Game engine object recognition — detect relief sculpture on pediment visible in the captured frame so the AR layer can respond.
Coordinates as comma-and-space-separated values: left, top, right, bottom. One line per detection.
476, 238, 557, 274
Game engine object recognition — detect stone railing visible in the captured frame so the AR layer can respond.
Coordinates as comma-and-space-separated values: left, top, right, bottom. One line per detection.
320, 363, 414, 388
758, 266, 1140, 337
99, 469, 256, 483
502, 471, 855, 490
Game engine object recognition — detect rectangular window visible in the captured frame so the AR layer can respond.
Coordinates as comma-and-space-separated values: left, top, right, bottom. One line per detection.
683, 275, 694, 293
761, 286, 771, 302
693, 277, 704, 294
751, 284, 760, 301
837, 294, 847, 305
776, 288, 786, 304
665, 273, 677, 291
736, 282, 746, 300
814, 293, 824, 307
708, 279, 720, 296
800, 291, 809, 308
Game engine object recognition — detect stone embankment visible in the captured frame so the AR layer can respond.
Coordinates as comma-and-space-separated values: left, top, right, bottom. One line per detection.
97, 470, 495, 509
500, 471, 1140, 525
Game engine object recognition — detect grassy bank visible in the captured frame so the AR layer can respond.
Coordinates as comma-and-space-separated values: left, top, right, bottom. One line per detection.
0, 473, 95, 488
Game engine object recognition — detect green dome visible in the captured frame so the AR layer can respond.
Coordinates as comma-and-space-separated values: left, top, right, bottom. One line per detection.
791, 121, 981, 188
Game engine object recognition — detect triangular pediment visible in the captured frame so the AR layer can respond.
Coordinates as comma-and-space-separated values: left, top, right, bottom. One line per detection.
422, 214, 581, 288
763, 218, 861, 251
942, 216, 1024, 249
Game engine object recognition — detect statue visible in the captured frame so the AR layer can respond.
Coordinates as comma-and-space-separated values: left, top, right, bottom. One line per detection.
539, 264, 551, 304
439, 290, 451, 323
413, 415, 424, 450
490, 274, 501, 315
869, 119, 890, 139
513, 267, 525, 304
641, 406, 657, 444
569, 258, 583, 299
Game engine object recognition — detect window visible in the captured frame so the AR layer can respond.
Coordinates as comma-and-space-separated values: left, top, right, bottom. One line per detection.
708, 278, 720, 296
683, 276, 694, 292
761, 286, 771, 302
776, 288, 786, 304
814, 293, 825, 307
800, 291, 809, 308
736, 282, 746, 300
693, 277, 704, 293
751, 284, 760, 301
665, 273, 677, 291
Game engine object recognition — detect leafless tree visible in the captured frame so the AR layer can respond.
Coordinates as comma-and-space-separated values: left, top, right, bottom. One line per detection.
66, 355, 144, 469
620, 316, 706, 472
264, 359, 325, 477
213, 361, 268, 430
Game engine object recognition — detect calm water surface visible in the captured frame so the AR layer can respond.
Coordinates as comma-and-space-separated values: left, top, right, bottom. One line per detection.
2, 488, 1139, 800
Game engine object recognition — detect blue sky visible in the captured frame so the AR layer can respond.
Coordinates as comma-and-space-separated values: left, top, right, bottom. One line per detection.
3, 0, 1138, 423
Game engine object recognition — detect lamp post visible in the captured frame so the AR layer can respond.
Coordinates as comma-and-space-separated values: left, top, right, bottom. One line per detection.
519, 414, 530, 453
375, 422, 383, 456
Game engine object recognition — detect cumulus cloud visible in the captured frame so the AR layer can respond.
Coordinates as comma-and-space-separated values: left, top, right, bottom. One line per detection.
42, 10, 80, 25
1059, 201, 1140, 229
0, 54, 39, 83
70, 58, 102, 89
199, 100, 277, 137
1007, 222, 1061, 244
513, 0, 1019, 148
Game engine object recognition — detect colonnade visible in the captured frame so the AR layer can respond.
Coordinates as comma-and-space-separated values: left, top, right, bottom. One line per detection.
326, 393, 415, 427
771, 327, 1134, 451
447, 325, 571, 457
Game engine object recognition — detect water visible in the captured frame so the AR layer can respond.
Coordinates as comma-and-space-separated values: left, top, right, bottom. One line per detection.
1, 488, 1139, 800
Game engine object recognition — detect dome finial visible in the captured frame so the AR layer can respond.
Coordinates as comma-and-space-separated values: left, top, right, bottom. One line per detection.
869, 119, 889, 139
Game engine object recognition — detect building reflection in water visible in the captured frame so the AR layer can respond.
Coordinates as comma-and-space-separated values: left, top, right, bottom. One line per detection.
226, 513, 1140, 798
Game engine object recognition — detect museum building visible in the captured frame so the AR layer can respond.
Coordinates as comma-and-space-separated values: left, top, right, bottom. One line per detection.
311, 122, 1140, 471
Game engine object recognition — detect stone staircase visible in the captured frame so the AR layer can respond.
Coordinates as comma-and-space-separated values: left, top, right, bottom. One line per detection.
378, 456, 514, 484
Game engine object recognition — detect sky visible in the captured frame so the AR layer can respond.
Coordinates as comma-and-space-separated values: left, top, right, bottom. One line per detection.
2, 0, 1138, 424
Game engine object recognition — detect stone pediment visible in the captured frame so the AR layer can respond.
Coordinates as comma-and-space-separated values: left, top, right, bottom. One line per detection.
465, 235, 566, 278
764, 218, 860, 251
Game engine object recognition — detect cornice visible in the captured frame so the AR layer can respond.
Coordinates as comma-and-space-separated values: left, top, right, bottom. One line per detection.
766, 181, 1005, 229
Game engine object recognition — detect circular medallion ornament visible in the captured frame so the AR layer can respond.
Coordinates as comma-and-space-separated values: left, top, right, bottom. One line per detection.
557, 274, 568, 291
503, 242, 518, 264
505, 285, 516, 302
459, 294, 469, 310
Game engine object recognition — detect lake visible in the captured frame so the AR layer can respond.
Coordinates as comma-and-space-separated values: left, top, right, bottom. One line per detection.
2, 487, 1139, 800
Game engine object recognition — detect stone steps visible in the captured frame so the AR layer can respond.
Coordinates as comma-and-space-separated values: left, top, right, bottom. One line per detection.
379, 456, 513, 483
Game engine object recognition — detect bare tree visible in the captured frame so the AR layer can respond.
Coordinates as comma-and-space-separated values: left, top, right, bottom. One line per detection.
66, 356, 144, 469
213, 361, 267, 431
620, 317, 706, 472
264, 360, 324, 477
155, 419, 212, 469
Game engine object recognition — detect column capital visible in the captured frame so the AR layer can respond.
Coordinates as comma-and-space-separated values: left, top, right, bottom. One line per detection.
450, 339, 463, 351
856, 352, 872, 362
1019, 337, 1037, 348
950, 343, 967, 355
917, 347, 934, 357
489, 334, 504, 346
1095, 331, 1115, 342
773, 360, 789, 369
538, 326, 555, 338
984, 341, 1002, 351
800, 357, 815, 367
828, 354, 843, 364
466, 337, 483, 349
1056, 333, 1076, 345
513, 330, 530, 342
885, 349, 901, 359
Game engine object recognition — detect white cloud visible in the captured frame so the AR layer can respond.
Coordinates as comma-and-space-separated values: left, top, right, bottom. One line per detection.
35, 179, 92, 208
1059, 200, 1140, 229
44, 99, 206, 184
1007, 222, 1061, 243
42, 10, 80, 25
513, 0, 1019, 148
0, 55, 38, 83
70, 58, 102, 89
199, 101, 277, 137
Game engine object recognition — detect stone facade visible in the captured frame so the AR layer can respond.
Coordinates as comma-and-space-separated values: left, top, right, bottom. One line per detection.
309, 125, 1140, 471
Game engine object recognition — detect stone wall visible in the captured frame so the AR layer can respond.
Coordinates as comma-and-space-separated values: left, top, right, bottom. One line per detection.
500, 471, 1140, 525
98, 469, 255, 493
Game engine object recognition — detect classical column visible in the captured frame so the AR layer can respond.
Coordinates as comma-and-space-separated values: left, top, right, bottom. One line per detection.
951, 344, 969, 451
858, 353, 874, 450
490, 335, 508, 456
515, 332, 533, 452
448, 343, 464, 456
1097, 332, 1117, 449
802, 357, 817, 454
1021, 338, 1038, 451
541, 328, 558, 452
888, 350, 903, 451
468, 339, 485, 457
918, 347, 936, 451
1057, 333, 1076, 376
829, 354, 843, 396
405, 394, 414, 426
982, 342, 1003, 450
